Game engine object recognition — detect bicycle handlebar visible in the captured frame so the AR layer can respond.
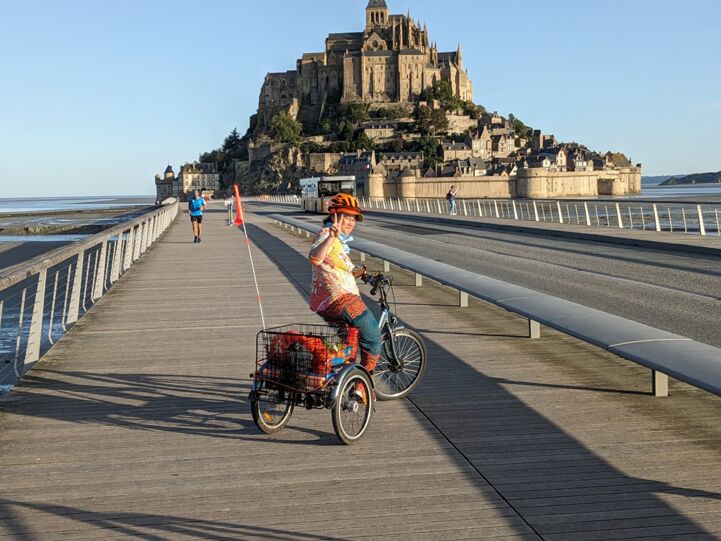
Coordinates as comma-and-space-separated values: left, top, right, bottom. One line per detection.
360, 271, 391, 296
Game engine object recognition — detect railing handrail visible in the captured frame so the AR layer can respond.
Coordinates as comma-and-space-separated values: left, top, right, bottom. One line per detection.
0, 200, 177, 290
270, 213, 721, 399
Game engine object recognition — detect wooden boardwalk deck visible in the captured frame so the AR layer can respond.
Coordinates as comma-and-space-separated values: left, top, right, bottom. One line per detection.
2, 204, 721, 540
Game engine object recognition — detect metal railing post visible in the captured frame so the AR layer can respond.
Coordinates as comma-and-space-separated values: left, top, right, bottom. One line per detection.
24, 269, 48, 367
14, 290, 27, 377
512, 200, 518, 220
66, 250, 85, 325
697, 205, 706, 236
48, 271, 59, 345
583, 202, 591, 226
124, 228, 135, 270
92, 239, 108, 301
615, 203, 623, 228
140, 220, 149, 254
494, 200, 500, 218
133, 225, 143, 261
60, 265, 71, 332
556, 201, 564, 224
533, 201, 539, 222
110, 237, 122, 283
652, 370, 669, 397
529, 319, 541, 339
653, 204, 661, 231
681, 208, 687, 233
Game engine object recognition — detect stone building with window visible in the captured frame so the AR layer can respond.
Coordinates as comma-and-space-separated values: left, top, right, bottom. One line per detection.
177, 162, 221, 200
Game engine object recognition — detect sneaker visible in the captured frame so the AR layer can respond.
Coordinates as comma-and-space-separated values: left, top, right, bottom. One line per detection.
193, 236, 198, 243
198, 237, 202, 243
353, 383, 369, 406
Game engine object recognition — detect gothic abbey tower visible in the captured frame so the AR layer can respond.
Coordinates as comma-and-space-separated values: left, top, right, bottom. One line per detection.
254, 0, 473, 133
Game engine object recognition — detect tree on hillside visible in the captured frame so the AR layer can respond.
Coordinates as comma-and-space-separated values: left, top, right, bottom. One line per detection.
353, 131, 375, 152
414, 105, 448, 135
335, 102, 370, 124
199, 148, 226, 165
416, 135, 441, 169
223, 128, 242, 152
269, 111, 302, 143
421, 80, 463, 112
337, 119, 356, 142
508, 114, 531, 137
463, 101, 485, 119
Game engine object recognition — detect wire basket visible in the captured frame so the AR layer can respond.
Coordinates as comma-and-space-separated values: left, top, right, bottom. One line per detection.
255, 324, 359, 392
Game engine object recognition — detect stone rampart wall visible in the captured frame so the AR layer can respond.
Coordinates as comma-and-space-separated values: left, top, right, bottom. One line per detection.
384, 176, 513, 199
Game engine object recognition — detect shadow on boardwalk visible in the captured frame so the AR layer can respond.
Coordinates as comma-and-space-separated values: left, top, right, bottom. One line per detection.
246, 222, 721, 539
9, 370, 338, 445
0, 499, 345, 541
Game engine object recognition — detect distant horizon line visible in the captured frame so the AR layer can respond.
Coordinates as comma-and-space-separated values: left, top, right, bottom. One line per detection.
0, 194, 155, 201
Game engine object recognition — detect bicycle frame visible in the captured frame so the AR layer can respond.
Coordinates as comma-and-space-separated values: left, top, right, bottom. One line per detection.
373, 277, 404, 366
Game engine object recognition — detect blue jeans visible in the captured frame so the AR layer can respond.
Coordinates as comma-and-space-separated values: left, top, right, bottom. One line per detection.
448, 199, 457, 214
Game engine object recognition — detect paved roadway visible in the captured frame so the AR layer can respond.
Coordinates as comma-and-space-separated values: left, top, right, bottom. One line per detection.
273, 206, 721, 349
3, 205, 721, 539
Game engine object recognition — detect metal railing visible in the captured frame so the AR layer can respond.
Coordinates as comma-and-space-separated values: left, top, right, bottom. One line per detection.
0, 200, 178, 394
246, 194, 721, 237
358, 197, 721, 236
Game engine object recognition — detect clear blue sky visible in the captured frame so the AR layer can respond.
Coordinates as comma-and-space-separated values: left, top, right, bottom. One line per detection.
2, 0, 719, 197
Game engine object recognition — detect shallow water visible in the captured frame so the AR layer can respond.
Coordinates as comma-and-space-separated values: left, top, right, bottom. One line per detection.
0, 196, 153, 214
0, 234, 90, 243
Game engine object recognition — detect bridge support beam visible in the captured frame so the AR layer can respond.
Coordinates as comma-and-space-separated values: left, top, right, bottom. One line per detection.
652, 370, 669, 397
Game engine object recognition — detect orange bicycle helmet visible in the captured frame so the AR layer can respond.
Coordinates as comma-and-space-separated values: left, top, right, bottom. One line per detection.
328, 193, 363, 222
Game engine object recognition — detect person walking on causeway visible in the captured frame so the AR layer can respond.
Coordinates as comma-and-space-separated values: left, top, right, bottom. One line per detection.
188, 190, 206, 243
308, 193, 381, 374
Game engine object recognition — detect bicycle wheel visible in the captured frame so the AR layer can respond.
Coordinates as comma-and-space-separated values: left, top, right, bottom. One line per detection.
251, 386, 294, 434
374, 328, 427, 400
331, 368, 373, 445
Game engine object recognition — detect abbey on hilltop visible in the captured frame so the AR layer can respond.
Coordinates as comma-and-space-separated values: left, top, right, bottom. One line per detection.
181, 0, 641, 200
255, 0, 473, 133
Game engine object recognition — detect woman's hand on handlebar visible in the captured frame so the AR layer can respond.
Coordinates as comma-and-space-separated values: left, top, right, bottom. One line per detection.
352, 265, 367, 279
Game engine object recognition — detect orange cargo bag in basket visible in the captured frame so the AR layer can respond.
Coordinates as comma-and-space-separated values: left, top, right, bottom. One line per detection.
267, 331, 303, 363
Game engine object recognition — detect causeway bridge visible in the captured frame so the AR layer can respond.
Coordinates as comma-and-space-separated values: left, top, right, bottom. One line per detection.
2, 201, 721, 540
